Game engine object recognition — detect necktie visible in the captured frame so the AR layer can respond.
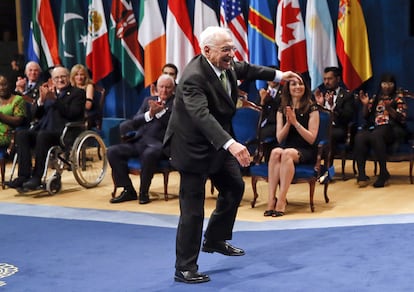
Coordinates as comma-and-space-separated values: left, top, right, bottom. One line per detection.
220, 72, 228, 92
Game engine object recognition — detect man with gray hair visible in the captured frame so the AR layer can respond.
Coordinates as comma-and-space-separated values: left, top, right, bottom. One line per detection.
164, 26, 302, 284
108, 74, 175, 205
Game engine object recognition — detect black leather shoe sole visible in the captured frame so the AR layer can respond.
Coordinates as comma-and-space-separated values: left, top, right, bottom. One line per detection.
174, 271, 210, 284
110, 195, 137, 203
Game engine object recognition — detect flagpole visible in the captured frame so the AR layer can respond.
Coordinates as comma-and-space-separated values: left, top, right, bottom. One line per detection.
15, 0, 23, 53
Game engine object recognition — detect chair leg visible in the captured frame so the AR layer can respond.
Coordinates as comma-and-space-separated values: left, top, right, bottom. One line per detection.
163, 170, 169, 201
309, 180, 316, 212
341, 156, 346, 180
251, 176, 259, 208
324, 183, 330, 203
1, 158, 5, 190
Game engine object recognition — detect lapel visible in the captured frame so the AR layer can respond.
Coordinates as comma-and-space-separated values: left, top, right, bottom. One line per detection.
200, 56, 235, 109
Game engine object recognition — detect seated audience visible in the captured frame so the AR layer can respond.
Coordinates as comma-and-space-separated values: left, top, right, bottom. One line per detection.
354, 73, 407, 188
8, 66, 86, 190
70, 64, 99, 128
0, 75, 26, 148
108, 74, 175, 204
264, 76, 319, 217
314, 67, 355, 158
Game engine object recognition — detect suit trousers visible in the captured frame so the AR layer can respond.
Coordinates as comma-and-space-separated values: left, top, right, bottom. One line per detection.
16, 129, 60, 178
107, 139, 164, 195
175, 155, 244, 271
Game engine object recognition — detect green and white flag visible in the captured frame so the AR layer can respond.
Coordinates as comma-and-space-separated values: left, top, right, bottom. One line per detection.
59, 0, 88, 69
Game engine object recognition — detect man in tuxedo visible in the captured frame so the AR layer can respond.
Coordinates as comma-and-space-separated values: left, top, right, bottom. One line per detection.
315, 67, 355, 156
164, 26, 301, 284
8, 66, 85, 190
108, 74, 175, 205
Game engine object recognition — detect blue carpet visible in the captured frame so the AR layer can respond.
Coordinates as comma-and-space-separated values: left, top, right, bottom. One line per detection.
1, 207, 414, 292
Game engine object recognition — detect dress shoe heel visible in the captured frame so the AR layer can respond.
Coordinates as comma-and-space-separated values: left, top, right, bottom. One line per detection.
174, 270, 210, 284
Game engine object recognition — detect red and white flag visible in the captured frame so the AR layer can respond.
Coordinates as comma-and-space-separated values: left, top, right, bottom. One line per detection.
220, 0, 249, 62
86, 0, 113, 83
194, 0, 219, 46
138, 0, 166, 87
166, 1, 199, 81
275, 0, 308, 73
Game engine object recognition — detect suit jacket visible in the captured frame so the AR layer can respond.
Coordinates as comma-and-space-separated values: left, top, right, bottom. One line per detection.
120, 95, 175, 144
164, 55, 276, 174
332, 87, 355, 129
32, 85, 85, 133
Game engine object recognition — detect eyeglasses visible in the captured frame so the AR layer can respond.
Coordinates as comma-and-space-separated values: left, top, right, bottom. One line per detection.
212, 46, 237, 53
53, 75, 68, 81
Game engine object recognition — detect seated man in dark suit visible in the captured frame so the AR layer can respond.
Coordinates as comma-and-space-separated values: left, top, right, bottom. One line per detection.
8, 66, 86, 190
315, 67, 355, 157
108, 74, 175, 204
14, 61, 43, 124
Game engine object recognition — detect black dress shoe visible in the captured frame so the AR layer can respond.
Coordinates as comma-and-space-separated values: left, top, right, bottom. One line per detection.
22, 177, 41, 190
7, 177, 29, 189
174, 270, 210, 284
110, 188, 137, 203
202, 240, 245, 256
139, 193, 150, 204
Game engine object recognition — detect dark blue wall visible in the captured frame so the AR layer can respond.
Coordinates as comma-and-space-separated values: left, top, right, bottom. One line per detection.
19, 0, 414, 119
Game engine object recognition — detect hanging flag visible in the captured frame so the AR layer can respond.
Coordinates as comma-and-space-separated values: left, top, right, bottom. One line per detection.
86, 0, 113, 83
248, 0, 278, 90
166, 1, 199, 81
59, 0, 88, 69
27, 0, 60, 70
305, 0, 338, 90
194, 0, 219, 46
275, 0, 308, 73
138, 0, 166, 87
220, 0, 249, 62
27, 22, 40, 65
337, 0, 372, 90
109, 0, 144, 88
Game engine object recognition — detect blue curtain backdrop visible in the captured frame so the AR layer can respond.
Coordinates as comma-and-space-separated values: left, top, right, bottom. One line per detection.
18, 0, 414, 119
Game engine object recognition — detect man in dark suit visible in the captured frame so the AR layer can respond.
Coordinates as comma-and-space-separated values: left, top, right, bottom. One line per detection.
164, 26, 301, 284
108, 74, 175, 205
315, 67, 355, 156
14, 61, 43, 124
8, 66, 85, 190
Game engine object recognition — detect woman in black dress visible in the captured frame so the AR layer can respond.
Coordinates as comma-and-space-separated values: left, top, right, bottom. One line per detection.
264, 77, 319, 217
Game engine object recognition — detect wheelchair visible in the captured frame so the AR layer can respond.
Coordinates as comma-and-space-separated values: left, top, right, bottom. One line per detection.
9, 122, 108, 195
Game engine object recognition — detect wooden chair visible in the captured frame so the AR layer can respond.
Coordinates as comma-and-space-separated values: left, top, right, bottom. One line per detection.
250, 107, 332, 212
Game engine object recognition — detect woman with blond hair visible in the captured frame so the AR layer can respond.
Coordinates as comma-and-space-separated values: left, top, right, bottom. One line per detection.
70, 64, 100, 128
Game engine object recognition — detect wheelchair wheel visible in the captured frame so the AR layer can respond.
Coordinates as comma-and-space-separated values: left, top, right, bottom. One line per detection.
71, 130, 107, 188
46, 174, 62, 195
